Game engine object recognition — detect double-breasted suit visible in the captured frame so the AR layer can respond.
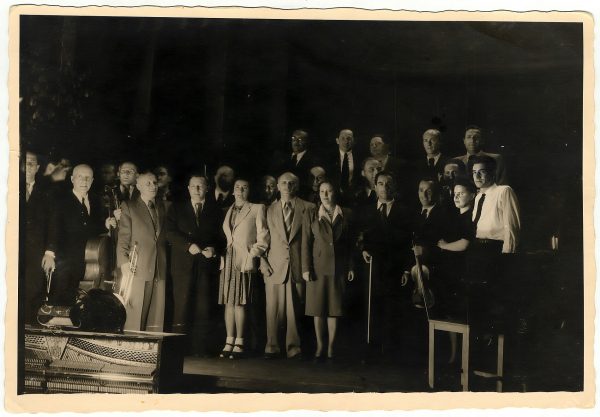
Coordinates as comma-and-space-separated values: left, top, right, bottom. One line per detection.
261, 198, 315, 357
117, 197, 167, 331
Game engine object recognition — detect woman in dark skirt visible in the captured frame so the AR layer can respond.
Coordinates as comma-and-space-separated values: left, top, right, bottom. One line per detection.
219, 179, 270, 359
302, 181, 354, 361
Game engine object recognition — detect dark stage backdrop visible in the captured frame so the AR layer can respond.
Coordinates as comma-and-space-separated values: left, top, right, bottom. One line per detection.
19, 16, 583, 253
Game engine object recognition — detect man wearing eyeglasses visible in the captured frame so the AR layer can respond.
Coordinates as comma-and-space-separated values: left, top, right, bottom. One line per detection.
116, 161, 140, 203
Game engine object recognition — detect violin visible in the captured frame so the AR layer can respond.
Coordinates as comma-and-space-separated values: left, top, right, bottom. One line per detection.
410, 238, 435, 310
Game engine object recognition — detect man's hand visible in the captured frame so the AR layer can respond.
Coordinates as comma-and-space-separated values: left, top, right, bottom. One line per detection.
348, 270, 355, 282
362, 251, 372, 264
401, 271, 411, 286
260, 265, 274, 277
302, 271, 312, 282
202, 247, 216, 258
121, 262, 135, 277
242, 256, 254, 273
113, 209, 122, 222
105, 217, 117, 229
188, 244, 201, 255
413, 245, 424, 257
41, 254, 55, 275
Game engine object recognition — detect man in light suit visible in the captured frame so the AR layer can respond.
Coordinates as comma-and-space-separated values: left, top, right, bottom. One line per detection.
261, 172, 316, 359
117, 171, 167, 332
455, 125, 508, 185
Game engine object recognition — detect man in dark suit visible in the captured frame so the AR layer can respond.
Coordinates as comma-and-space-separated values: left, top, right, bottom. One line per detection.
20, 152, 50, 323
412, 177, 448, 271
360, 171, 413, 361
167, 175, 224, 355
327, 129, 362, 205
278, 129, 319, 186
117, 171, 168, 331
413, 129, 451, 186
42, 164, 109, 305
206, 165, 235, 210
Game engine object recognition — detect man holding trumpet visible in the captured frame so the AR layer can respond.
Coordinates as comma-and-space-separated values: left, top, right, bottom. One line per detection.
116, 171, 168, 332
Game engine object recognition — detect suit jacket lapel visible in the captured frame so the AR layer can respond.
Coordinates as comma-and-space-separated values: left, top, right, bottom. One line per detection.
273, 201, 287, 242
332, 212, 345, 242
234, 202, 251, 229
136, 198, 155, 235
223, 206, 233, 243
288, 199, 304, 241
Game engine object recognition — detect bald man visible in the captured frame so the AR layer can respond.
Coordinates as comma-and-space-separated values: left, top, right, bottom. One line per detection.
117, 171, 168, 332
261, 172, 316, 359
43, 164, 109, 305
413, 129, 451, 183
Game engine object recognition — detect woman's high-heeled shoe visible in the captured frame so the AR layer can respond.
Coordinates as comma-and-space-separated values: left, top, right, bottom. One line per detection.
230, 344, 246, 360
220, 343, 234, 358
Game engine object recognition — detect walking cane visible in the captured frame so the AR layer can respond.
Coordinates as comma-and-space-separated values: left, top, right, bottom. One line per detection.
367, 257, 372, 344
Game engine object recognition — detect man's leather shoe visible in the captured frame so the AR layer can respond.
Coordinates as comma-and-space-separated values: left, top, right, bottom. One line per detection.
263, 352, 280, 360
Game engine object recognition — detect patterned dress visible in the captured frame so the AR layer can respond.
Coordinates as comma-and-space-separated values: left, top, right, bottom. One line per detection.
218, 205, 253, 305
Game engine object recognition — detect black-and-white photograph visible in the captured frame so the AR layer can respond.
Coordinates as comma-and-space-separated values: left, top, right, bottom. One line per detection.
11, 6, 591, 405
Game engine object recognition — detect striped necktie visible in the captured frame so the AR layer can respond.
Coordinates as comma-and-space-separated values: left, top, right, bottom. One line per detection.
283, 201, 293, 236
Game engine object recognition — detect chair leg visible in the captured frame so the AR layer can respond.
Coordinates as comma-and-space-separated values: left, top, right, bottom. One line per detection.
496, 334, 504, 392
429, 322, 434, 389
462, 327, 469, 392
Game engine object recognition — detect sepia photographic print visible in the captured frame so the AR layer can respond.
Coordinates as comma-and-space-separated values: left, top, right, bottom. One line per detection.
5, 4, 595, 413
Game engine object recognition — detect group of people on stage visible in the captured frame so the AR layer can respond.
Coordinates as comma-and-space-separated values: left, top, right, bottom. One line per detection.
21, 124, 521, 365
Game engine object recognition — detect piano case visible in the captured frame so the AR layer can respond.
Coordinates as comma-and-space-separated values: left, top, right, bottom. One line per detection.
20, 326, 184, 394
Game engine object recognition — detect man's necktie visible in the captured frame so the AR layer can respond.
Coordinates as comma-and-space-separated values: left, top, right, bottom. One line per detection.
283, 201, 293, 236
421, 208, 428, 221
473, 194, 486, 228
468, 154, 477, 173
341, 152, 350, 191
81, 196, 89, 216
291, 153, 298, 166
122, 186, 130, 201
26, 184, 31, 202
428, 158, 435, 167
380, 203, 387, 227
195, 202, 201, 227
148, 200, 158, 234
217, 193, 224, 204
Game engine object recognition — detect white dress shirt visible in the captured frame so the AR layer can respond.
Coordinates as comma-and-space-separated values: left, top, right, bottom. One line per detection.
426, 153, 441, 166
292, 150, 307, 165
472, 183, 521, 253
318, 204, 343, 223
377, 199, 394, 216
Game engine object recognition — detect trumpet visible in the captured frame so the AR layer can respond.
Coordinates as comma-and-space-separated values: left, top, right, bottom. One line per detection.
117, 241, 138, 307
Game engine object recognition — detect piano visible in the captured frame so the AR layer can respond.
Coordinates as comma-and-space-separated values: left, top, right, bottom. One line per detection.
20, 326, 184, 394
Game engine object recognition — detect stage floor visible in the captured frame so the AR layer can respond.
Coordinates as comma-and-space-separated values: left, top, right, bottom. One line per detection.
180, 354, 463, 393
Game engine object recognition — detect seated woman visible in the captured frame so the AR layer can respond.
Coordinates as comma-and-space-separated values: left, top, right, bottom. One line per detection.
219, 178, 270, 359
302, 180, 355, 362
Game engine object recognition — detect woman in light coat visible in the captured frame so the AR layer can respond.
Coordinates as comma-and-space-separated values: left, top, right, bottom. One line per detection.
219, 179, 269, 359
